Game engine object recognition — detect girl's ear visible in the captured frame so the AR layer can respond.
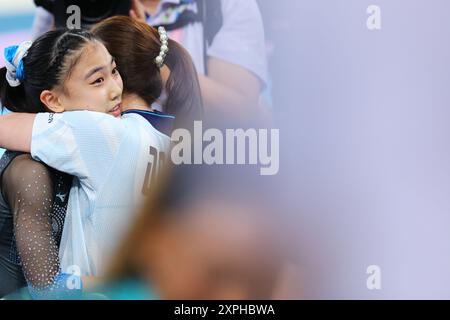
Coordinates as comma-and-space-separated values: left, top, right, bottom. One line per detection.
40, 90, 65, 113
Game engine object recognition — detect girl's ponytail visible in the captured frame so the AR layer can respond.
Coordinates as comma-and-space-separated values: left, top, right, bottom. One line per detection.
0, 66, 27, 112
164, 39, 204, 129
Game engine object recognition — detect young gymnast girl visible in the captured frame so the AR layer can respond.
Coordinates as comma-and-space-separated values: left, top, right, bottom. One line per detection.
0, 28, 124, 298
0, 17, 202, 298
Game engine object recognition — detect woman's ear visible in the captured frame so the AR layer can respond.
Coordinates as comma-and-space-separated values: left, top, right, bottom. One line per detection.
160, 65, 170, 86
40, 90, 65, 113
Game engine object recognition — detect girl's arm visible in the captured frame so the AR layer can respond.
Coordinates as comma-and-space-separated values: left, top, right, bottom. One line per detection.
1, 111, 127, 190
0, 113, 35, 152
3, 154, 83, 299
2, 155, 60, 288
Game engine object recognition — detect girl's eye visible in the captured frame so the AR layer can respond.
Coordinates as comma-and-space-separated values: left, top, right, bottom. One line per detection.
92, 78, 104, 85
112, 68, 119, 75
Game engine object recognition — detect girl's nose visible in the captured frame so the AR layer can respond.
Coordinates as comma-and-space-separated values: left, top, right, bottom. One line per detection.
110, 77, 123, 101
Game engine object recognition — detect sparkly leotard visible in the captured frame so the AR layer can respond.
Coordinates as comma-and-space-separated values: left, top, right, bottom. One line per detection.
0, 151, 71, 297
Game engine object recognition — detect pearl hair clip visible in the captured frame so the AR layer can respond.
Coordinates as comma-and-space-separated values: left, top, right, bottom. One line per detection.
155, 26, 169, 68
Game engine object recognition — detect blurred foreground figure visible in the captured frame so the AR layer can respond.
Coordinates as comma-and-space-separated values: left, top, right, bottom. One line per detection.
104, 163, 291, 300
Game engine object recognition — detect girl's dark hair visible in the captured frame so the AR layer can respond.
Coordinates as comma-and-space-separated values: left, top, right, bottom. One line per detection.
0, 28, 100, 113
91, 16, 204, 128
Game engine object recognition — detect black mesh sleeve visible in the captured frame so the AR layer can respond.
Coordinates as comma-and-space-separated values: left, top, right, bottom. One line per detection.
1, 154, 60, 289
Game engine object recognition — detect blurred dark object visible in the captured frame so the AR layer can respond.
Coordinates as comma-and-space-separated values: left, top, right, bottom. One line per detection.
106, 161, 285, 299
34, 0, 131, 28
197, 0, 222, 47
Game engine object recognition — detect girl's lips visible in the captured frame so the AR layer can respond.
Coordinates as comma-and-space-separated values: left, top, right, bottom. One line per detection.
109, 104, 121, 117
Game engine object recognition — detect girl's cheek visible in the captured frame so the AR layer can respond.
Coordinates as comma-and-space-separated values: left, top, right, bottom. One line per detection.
118, 75, 124, 90
97, 88, 109, 102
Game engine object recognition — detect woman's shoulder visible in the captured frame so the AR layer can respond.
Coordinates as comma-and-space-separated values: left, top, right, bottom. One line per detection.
2, 154, 53, 197
0, 151, 23, 173
122, 109, 175, 137
4, 153, 49, 176
0, 153, 53, 213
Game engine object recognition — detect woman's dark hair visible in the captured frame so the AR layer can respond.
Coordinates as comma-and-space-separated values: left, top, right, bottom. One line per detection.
0, 28, 101, 113
91, 16, 203, 128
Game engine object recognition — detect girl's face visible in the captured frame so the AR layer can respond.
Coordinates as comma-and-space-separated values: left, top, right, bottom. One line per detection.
41, 41, 123, 117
